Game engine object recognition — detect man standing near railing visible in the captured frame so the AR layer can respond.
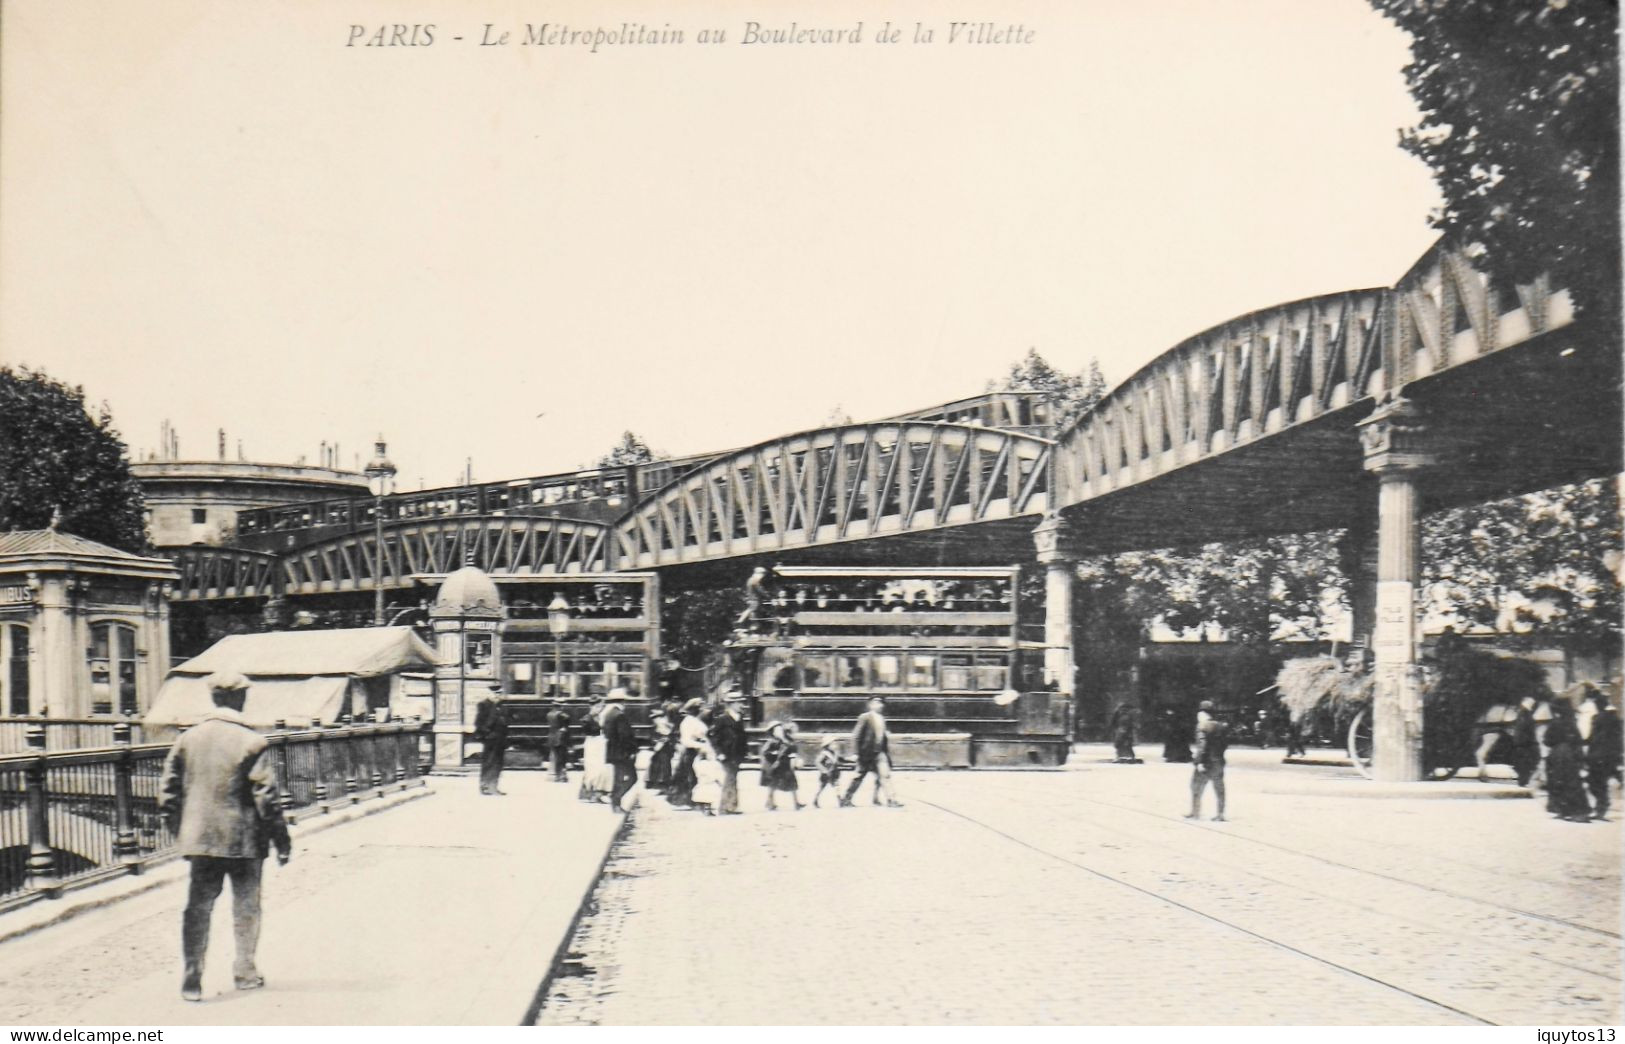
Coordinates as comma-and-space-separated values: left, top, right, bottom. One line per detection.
160, 670, 292, 1003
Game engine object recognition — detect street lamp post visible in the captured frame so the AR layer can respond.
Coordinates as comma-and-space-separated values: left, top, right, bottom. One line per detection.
547, 594, 571, 700
363, 437, 397, 627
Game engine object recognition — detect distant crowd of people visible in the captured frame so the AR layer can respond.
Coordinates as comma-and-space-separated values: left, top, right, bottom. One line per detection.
472, 686, 905, 815
1102, 683, 1623, 825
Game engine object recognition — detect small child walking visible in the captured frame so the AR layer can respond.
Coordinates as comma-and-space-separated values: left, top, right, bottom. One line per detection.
813, 736, 845, 808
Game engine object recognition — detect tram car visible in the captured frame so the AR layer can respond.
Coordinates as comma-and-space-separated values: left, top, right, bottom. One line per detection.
722, 566, 1070, 767
490, 573, 663, 766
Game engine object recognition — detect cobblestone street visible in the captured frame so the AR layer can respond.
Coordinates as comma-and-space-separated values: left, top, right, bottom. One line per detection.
537, 749, 1622, 1026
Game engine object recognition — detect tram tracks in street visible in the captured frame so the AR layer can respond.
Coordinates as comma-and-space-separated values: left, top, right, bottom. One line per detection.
963, 778, 1619, 942
918, 776, 1623, 1026
912, 792, 1507, 1026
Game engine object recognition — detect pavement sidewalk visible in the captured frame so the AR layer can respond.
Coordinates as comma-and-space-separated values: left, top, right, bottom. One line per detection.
0, 772, 624, 1026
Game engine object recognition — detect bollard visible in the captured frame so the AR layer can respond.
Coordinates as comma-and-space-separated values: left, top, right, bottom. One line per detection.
23, 723, 57, 890
111, 721, 139, 863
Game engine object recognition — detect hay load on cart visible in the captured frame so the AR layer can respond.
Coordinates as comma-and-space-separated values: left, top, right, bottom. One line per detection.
1274, 645, 1554, 779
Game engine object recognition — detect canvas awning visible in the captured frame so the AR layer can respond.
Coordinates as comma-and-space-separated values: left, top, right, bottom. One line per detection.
145, 675, 351, 728
169, 627, 438, 678
146, 626, 439, 730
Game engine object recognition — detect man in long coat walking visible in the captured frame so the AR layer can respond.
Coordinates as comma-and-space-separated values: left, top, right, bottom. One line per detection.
710, 691, 749, 814
546, 703, 571, 782
473, 686, 510, 795
601, 689, 639, 809
160, 671, 292, 1002
840, 696, 902, 808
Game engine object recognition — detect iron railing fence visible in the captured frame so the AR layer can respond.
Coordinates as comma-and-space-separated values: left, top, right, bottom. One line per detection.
0, 719, 151, 755
0, 719, 431, 911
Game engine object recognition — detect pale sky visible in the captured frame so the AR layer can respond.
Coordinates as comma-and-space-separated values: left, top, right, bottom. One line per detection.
1, 0, 1440, 490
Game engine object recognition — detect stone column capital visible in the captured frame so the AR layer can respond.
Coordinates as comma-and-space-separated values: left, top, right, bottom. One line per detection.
1033, 514, 1082, 565
1358, 395, 1436, 477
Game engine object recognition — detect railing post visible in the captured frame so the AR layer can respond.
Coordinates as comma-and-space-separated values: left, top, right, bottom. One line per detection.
312, 720, 331, 810
369, 724, 384, 793
341, 714, 359, 803
23, 723, 57, 891
111, 721, 140, 864
416, 719, 433, 777
273, 720, 294, 815
393, 725, 407, 785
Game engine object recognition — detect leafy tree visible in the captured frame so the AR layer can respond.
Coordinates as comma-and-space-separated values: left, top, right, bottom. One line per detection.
660, 585, 746, 670
1370, 0, 1620, 324
0, 367, 147, 552
1420, 477, 1621, 653
594, 430, 666, 468
993, 349, 1109, 429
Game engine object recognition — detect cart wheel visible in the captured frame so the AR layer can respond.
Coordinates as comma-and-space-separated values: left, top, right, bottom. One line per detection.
1347, 708, 1374, 779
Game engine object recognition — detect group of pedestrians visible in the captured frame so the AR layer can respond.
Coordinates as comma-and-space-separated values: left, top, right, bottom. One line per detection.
636, 691, 903, 814
1533, 686, 1622, 823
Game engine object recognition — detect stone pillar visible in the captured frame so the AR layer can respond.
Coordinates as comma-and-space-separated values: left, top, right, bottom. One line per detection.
1341, 489, 1378, 662
33, 576, 75, 717
1357, 397, 1435, 782
1032, 514, 1081, 697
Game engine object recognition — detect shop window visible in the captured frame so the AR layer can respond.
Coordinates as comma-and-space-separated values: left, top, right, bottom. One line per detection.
464, 633, 493, 676
2, 623, 29, 716
88, 622, 139, 715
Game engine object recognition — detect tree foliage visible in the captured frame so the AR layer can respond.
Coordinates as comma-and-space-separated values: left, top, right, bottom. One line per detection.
660, 585, 746, 670
0, 367, 147, 552
1371, 0, 1620, 323
594, 430, 666, 468
1421, 477, 1621, 651
1077, 530, 1349, 648
993, 349, 1108, 429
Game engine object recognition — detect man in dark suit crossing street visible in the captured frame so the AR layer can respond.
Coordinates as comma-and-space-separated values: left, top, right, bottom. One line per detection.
840, 696, 902, 808
602, 689, 638, 810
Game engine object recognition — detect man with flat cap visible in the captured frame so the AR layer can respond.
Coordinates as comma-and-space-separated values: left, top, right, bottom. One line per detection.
601, 688, 639, 810
473, 684, 510, 796
160, 670, 291, 1002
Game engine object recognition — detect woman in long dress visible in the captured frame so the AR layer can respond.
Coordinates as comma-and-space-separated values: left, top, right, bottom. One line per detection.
578, 699, 611, 803
759, 722, 804, 810
1545, 700, 1592, 822
645, 702, 676, 793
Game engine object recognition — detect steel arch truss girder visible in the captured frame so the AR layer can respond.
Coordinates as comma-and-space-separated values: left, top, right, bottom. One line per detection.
613, 422, 1053, 567
276, 515, 614, 596
166, 547, 283, 602
1051, 241, 1572, 508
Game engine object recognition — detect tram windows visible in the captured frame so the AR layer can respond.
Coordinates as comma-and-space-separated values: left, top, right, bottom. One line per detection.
871, 654, 901, 690
974, 654, 1008, 690
907, 655, 937, 690
800, 654, 833, 690
611, 661, 644, 696
505, 661, 536, 696
941, 654, 974, 690
837, 654, 867, 689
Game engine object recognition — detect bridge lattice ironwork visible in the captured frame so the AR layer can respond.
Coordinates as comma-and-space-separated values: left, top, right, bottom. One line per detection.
612, 422, 1053, 569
